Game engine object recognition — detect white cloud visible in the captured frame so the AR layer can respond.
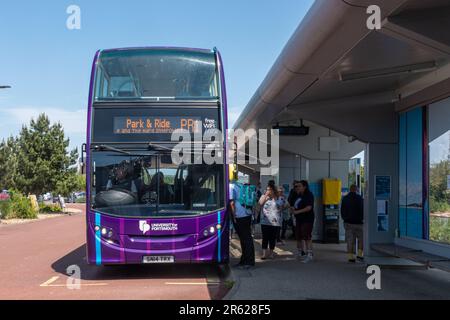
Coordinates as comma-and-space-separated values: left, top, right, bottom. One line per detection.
0, 107, 87, 151
4, 107, 87, 135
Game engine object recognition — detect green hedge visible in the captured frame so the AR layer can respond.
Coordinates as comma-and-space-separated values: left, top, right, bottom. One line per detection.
39, 203, 62, 213
0, 200, 12, 219
0, 191, 38, 219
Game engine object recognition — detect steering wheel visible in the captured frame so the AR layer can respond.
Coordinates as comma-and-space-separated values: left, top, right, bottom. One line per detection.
95, 188, 138, 207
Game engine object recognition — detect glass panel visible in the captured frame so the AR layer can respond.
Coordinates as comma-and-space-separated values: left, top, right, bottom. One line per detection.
399, 113, 407, 237
94, 49, 218, 101
90, 151, 225, 218
428, 98, 450, 244
406, 108, 423, 239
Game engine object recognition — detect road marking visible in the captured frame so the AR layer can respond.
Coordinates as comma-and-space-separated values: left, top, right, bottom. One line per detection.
40, 276, 59, 287
41, 283, 109, 287
40, 276, 108, 287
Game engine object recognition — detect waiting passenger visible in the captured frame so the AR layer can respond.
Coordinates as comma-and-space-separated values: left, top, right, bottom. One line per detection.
291, 180, 315, 263
341, 184, 364, 263
259, 181, 282, 260
229, 179, 255, 269
287, 180, 300, 239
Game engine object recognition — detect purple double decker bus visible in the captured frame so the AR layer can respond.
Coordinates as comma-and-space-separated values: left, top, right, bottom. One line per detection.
84, 47, 229, 265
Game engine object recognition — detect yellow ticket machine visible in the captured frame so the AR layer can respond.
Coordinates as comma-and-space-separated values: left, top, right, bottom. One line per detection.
322, 179, 341, 243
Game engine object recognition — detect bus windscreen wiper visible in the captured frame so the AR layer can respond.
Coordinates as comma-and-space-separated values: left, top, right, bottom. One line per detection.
93, 144, 153, 156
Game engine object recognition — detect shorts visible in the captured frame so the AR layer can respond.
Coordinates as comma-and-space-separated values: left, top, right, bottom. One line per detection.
296, 221, 314, 241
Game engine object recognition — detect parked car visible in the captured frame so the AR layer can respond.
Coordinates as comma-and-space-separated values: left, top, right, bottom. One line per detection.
43, 193, 52, 201
75, 191, 86, 199
0, 190, 10, 201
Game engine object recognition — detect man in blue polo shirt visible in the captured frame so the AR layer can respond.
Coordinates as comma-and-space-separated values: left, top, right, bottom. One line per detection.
229, 180, 255, 269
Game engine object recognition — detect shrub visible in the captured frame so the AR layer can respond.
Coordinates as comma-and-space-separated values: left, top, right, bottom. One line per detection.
6, 190, 38, 219
0, 199, 13, 219
39, 203, 62, 213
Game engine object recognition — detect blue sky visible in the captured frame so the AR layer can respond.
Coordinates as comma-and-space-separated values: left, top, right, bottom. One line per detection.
0, 0, 314, 151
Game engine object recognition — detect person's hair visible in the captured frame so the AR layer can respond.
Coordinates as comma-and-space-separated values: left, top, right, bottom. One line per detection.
299, 180, 310, 193
267, 180, 277, 195
350, 184, 358, 192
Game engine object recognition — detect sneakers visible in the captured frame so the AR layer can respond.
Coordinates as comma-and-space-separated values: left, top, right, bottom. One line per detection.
297, 250, 306, 260
356, 256, 364, 263
302, 254, 313, 263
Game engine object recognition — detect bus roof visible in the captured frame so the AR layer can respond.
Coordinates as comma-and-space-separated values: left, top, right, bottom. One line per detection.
100, 46, 216, 55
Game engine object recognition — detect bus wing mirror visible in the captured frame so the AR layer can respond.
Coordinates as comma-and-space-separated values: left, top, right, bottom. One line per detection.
81, 143, 87, 175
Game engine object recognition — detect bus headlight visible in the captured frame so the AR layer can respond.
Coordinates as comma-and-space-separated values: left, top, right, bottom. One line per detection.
201, 225, 218, 238
95, 225, 113, 238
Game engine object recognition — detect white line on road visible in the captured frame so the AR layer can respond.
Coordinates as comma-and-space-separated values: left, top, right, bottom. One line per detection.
40, 276, 108, 287
40, 276, 59, 287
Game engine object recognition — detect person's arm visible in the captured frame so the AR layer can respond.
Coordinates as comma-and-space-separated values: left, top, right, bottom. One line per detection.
293, 205, 312, 215
359, 196, 364, 222
259, 194, 268, 206
341, 197, 348, 220
283, 199, 290, 210
293, 194, 313, 215
229, 200, 237, 223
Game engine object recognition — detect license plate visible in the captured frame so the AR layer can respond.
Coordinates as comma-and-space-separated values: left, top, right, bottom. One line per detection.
142, 256, 175, 264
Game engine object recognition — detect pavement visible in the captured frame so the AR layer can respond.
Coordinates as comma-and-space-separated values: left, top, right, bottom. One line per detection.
0, 204, 229, 300
225, 228, 450, 300
1, 206, 449, 300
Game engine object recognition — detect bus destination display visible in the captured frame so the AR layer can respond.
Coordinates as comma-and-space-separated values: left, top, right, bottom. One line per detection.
113, 116, 203, 134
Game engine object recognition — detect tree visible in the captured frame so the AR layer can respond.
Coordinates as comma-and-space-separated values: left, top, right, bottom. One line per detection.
0, 136, 19, 190
429, 159, 450, 213
14, 113, 78, 196
55, 171, 85, 197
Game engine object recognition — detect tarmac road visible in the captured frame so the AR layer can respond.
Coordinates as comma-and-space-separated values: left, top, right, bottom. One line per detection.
0, 204, 229, 300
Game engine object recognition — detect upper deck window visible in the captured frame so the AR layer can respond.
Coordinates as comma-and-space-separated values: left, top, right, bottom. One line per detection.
94, 49, 219, 101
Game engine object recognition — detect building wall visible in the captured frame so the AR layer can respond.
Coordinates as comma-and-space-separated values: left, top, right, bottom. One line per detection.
365, 143, 399, 256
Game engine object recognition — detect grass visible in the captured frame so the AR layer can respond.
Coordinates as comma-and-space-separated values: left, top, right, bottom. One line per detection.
223, 280, 235, 289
